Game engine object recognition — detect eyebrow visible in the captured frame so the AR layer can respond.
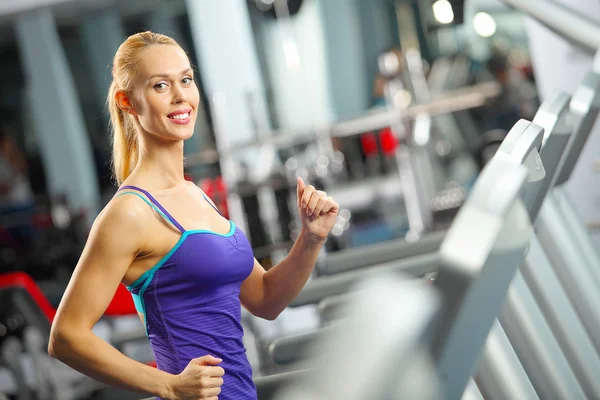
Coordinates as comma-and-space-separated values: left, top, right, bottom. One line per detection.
147, 68, 193, 82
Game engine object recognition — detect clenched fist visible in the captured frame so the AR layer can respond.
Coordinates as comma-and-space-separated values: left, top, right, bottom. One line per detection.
167, 355, 225, 400
296, 177, 339, 240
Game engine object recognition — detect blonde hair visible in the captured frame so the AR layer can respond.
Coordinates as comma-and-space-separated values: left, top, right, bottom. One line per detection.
107, 31, 182, 185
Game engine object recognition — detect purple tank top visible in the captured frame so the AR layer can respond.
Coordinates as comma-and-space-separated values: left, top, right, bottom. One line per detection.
117, 185, 257, 400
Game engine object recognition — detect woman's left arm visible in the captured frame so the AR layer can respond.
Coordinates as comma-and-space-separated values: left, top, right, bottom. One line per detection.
240, 177, 339, 320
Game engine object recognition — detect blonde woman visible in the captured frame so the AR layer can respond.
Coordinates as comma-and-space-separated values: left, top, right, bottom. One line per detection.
48, 32, 339, 400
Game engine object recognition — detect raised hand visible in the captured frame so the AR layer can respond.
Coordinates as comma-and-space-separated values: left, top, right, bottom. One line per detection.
296, 177, 339, 240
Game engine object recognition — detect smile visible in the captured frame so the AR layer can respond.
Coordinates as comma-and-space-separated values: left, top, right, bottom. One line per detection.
167, 109, 192, 125
169, 112, 190, 120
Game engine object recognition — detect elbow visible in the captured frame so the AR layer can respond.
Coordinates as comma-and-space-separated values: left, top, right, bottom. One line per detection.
261, 313, 279, 321
47, 330, 64, 359
47, 338, 55, 358
47, 325, 76, 360
259, 308, 283, 321
247, 304, 281, 321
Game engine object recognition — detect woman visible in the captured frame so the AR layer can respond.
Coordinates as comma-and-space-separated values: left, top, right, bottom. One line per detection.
48, 32, 339, 400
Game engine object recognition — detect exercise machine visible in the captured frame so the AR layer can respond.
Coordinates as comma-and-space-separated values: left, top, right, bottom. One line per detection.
273, 271, 443, 400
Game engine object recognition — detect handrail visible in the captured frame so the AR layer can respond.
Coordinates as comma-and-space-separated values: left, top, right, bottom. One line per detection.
501, 0, 600, 51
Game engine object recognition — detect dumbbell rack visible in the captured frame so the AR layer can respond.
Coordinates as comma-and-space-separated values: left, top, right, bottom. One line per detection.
0, 274, 149, 400
202, 76, 500, 248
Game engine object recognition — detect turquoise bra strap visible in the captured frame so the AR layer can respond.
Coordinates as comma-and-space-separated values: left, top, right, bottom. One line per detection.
117, 191, 173, 226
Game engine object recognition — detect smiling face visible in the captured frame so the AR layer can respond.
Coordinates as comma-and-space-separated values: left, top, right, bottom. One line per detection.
129, 44, 200, 142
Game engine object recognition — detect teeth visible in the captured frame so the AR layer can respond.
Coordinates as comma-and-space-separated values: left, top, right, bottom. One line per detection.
170, 112, 190, 120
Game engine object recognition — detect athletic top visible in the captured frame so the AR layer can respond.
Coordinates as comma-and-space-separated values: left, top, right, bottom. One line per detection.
116, 185, 257, 400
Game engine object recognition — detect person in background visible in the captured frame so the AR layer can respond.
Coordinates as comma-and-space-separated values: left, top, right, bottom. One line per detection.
371, 47, 405, 109
0, 115, 36, 246
483, 43, 522, 132
48, 31, 339, 400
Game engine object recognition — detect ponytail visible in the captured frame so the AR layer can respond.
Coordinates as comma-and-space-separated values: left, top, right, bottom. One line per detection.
108, 81, 139, 185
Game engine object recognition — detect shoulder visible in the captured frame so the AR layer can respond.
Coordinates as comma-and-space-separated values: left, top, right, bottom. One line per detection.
89, 192, 153, 244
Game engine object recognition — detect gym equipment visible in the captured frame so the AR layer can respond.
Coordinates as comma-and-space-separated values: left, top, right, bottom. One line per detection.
263, 253, 438, 367
500, 87, 600, 398
475, 321, 539, 399
502, 0, 600, 52
273, 271, 442, 400
0, 273, 54, 338
484, 3, 600, 399
315, 229, 445, 276
476, 129, 507, 169
266, 126, 537, 383
268, 115, 545, 365
380, 48, 436, 238
508, 244, 591, 398
0, 273, 156, 399
476, 78, 600, 398
534, 57, 600, 346
502, 0, 600, 291
529, 60, 600, 396
431, 153, 531, 398
263, 138, 528, 398
482, 91, 591, 399
290, 251, 439, 308
0, 336, 32, 400
255, 370, 311, 400
0, 275, 77, 399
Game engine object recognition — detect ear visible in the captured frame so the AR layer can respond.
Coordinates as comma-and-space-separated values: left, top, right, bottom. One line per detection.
115, 91, 137, 116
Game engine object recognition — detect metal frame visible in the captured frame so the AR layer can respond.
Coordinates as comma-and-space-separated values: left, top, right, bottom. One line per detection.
474, 320, 539, 400
500, 269, 582, 398
431, 155, 530, 399
273, 272, 442, 400
482, 5, 600, 396
501, 0, 600, 53
290, 252, 439, 308
536, 198, 600, 354
462, 379, 485, 400
504, 0, 600, 290
480, 91, 592, 398
432, 120, 543, 398
534, 53, 600, 355
519, 235, 600, 398
317, 229, 446, 275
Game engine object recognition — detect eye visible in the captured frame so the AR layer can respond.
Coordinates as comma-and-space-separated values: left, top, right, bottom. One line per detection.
153, 82, 168, 90
182, 76, 194, 85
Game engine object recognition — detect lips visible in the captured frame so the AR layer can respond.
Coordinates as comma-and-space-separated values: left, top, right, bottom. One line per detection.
168, 109, 192, 120
167, 109, 193, 125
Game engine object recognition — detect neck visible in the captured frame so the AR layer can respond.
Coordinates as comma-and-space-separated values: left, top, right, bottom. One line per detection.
134, 134, 187, 190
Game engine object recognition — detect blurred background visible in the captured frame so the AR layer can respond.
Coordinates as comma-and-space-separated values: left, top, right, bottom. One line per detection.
0, 0, 545, 280
0, 0, 599, 398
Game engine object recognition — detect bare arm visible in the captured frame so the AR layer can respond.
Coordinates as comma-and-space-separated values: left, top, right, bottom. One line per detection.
240, 178, 338, 320
48, 197, 174, 398
240, 230, 325, 320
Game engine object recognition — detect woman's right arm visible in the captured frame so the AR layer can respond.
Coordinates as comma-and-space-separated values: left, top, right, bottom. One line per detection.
50, 197, 225, 400
48, 197, 175, 398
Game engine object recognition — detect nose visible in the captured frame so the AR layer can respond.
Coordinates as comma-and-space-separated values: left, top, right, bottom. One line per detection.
171, 84, 187, 104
